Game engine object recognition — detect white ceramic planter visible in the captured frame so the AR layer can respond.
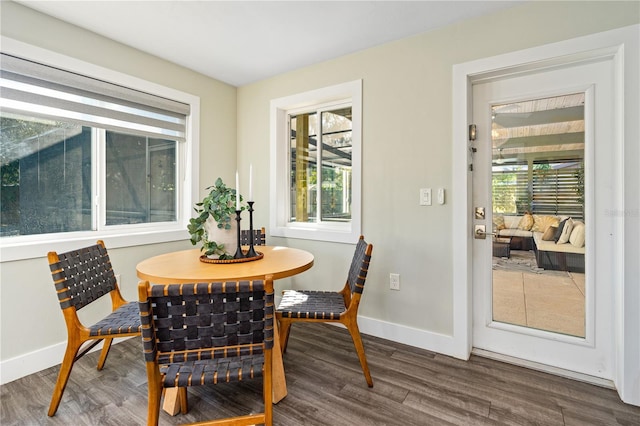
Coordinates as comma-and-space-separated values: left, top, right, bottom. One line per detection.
204, 216, 238, 259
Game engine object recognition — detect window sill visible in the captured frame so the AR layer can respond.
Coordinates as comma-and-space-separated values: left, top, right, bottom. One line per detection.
270, 223, 359, 244
0, 228, 188, 262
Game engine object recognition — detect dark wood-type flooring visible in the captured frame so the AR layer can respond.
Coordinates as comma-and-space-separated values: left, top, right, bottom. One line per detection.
1, 323, 638, 425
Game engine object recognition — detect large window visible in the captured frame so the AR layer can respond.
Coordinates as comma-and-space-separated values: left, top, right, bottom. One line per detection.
0, 117, 178, 236
270, 81, 361, 243
0, 41, 199, 261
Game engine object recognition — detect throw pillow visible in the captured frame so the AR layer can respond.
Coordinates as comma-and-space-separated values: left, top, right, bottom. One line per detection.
557, 218, 574, 244
554, 218, 568, 242
493, 215, 506, 231
542, 226, 557, 241
517, 213, 534, 231
531, 215, 560, 233
569, 221, 586, 247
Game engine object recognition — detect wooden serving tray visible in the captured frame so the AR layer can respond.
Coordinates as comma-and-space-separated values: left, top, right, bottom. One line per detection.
199, 251, 263, 264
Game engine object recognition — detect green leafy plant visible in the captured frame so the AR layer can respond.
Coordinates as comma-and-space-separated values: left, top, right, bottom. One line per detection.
187, 177, 243, 259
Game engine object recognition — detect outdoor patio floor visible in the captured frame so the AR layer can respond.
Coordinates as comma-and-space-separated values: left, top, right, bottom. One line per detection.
492, 251, 585, 337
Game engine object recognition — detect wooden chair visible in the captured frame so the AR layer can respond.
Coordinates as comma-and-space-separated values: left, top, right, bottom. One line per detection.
47, 240, 141, 416
138, 278, 274, 426
276, 235, 374, 387
240, 226, 266, 246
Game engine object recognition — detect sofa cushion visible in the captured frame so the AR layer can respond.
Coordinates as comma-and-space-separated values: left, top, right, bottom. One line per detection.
554, 218, 568, 242
557, 218, 574, 244
542, 226, 557, 241
498, 228, 534, 238
569, 220, 585, 248
531, 215, 560, 233
518, 213, 534, 231
503, 215, 521, 229
534, 231, 585, 254
493, 215, 506, 230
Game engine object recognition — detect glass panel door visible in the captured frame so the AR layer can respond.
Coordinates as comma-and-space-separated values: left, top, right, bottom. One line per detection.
490, 93, 586, 338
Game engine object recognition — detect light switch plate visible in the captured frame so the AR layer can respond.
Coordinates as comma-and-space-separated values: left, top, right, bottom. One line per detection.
437, 188, 445, 204
420, 188, 432, 206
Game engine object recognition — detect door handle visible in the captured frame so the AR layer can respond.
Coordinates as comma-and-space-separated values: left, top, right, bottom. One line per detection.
474, 225, 496, 239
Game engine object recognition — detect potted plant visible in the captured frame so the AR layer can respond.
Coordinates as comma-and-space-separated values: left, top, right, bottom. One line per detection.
187, 177, 243, 259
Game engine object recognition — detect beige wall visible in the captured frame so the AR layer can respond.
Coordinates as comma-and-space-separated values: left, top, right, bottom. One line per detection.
0, 0, 638, 377
236, 1, 639, 335
0, 2, 237, 362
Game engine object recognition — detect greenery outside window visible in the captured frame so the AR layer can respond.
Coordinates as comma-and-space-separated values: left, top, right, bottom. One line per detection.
270, 81, 362, 243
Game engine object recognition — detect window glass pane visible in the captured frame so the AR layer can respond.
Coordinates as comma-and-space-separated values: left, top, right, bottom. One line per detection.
106, 131, 177, 225
1, 112, 92, 236
289, 112, 318, 223
320, 108, 352, 222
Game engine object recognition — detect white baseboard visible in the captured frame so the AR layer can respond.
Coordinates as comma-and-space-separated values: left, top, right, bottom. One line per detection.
0, 337, 134, 386
357, 315, 458, 358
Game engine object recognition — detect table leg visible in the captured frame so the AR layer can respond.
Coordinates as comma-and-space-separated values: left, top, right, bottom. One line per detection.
162, 387, 181, 416
272, 317, 288, 403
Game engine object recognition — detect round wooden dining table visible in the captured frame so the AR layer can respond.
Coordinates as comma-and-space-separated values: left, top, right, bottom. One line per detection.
135, 245, 314, 414
136, 245, 314, 284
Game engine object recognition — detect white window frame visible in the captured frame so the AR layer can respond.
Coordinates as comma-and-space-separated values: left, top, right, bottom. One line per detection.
0, 37, 200, 262
270, 80, 362, 243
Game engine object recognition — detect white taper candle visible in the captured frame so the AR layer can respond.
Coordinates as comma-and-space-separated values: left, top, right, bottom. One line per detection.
249, 164, 253, 201
236, 170, 240, 210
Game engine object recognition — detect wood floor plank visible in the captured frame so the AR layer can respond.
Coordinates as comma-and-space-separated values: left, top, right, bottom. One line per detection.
1, 323, 638, 425
402, 391, 499, 426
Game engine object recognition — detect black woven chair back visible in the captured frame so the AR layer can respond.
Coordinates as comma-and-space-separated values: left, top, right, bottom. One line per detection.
240, 228, 266, 246
140, 281, 274, 365
49, 243, 118, 311
347, 236, 372, 295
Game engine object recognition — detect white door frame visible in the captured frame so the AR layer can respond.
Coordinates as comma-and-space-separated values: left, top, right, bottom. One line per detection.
451, 24, 639, 406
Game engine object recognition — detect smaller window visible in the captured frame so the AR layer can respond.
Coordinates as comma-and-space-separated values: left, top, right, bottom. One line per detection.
270, 80, 362, 243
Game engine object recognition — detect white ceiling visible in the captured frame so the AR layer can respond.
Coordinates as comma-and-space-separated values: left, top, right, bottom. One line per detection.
16, 1, 523, 87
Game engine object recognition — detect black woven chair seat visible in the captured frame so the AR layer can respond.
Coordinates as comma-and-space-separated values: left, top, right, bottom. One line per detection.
160, 355, 265, 388
277, 290, 346, 320
89, 301, 141, 336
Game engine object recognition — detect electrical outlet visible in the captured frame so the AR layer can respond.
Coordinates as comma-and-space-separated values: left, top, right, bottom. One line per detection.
390, 273, 400, 290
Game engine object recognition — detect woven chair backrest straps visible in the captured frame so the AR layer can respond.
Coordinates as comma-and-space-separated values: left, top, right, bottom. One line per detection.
49, 243, 117, 311
139, 281, 275, 363
347, 236, 373, 296
240, 228, 265, 246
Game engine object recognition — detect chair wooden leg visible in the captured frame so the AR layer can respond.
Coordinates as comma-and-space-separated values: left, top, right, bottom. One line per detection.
96, 337, 113, 370
48, 341, 81, 416
278, 319, 292, 353
264, 350, 273, 426
146, 364, 162, 426
345, 321, 373, 387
